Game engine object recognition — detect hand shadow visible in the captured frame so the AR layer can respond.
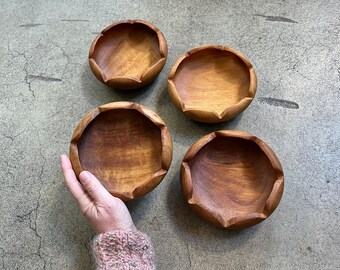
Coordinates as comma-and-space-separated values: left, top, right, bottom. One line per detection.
126, 190, 157, 228
53, 176, 95, 270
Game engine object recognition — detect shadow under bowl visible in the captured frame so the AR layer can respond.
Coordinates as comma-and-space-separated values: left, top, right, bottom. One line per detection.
168, 45, 257, 123
181, 130, 284, 229
89, 19, 168, 90
70, 102, 173, 201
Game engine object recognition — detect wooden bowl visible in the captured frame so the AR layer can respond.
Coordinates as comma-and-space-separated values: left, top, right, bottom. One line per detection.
168, 45, 257, 123
69, 102, 173, 201
89, 20, 168, 90
181, 130, 284, 229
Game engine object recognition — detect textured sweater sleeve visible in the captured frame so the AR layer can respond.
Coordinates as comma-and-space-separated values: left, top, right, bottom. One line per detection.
93, 230, 156, 270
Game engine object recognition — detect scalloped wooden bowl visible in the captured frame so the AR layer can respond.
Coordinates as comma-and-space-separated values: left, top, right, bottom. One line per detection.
69, 102, 173, 201
181, 130, 284, 229
89, 20, 168, 90
168, 46, 257, 123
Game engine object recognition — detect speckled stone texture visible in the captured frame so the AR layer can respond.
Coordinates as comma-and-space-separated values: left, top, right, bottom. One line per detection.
93, 230, 155, 270
0, 0, 339, 269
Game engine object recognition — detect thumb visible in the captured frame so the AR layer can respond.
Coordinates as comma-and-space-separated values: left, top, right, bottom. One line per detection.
79, 171, 111, 204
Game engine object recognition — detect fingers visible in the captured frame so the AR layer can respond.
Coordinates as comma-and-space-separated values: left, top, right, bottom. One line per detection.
79, 171, 112, 204
61, 154, 91, 207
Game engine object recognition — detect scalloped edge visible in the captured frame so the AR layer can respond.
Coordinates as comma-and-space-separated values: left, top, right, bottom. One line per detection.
181, 130, 284, 229
89, 19, 168, 89
70, 101, 173, 201
168, 45, 257, 123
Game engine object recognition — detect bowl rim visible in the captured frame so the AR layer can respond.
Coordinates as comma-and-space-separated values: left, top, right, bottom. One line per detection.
181, 130, 284, 229
69, 101, 173, 201
89, 19, 168, 85
168, 45, 257, 122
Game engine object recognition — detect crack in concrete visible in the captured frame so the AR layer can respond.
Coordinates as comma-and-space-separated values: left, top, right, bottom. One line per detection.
1, 129, 30, 151
0, 129, 29, 157
11, 127, 47, 270
28, 75, 62, 82
0, 248, 34, 269
1, 135, 13, 148
32, 147, 47, 270
36, 128, 47, 270
150, 217, 161, 231
0, 248, 46, 269
258, 97, 299, 109
3, 160, 14, 183
255, 14, 298, 23
292, 47, 310, 71
16, 209, 34, 223
19, 23, 44, 28
5, 37, 69, 99
22, 54, 35, 98
6, 37, 35, 98
6, 44, 35, 98
54, 44, 70, 79
13, 177, 46, 269
35, 195, 47, 270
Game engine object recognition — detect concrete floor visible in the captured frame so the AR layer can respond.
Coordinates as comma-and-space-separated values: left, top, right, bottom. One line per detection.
0, 0, 339, 269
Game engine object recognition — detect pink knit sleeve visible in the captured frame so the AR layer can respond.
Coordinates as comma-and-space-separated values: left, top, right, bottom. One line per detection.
93, 230, 156, 270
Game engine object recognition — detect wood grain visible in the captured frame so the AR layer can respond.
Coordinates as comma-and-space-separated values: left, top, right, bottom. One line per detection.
168, 45, 256, 123
70, 102, 173, 201
181, 130, 284, 229
89, 20, 168, 90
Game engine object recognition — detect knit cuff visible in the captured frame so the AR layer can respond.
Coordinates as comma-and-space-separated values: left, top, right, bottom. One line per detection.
93, 230, 156, 270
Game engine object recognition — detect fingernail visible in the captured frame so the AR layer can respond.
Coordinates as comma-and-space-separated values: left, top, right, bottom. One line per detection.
80, 171, 91, 182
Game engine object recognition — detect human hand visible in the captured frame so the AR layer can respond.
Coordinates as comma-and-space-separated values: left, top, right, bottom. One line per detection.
61, 154, 136, 234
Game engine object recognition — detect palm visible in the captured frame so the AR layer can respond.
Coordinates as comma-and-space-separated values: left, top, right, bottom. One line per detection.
61, 155, 135, 233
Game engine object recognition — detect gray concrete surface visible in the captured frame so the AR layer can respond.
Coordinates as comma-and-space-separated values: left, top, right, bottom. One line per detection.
0, 0, 339, 269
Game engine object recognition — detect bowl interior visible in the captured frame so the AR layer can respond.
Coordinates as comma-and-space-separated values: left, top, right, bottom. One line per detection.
188, 136, 277, 219
93, 23, 162, 80
173, 48, 250, 114
77, 109, 162, 194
